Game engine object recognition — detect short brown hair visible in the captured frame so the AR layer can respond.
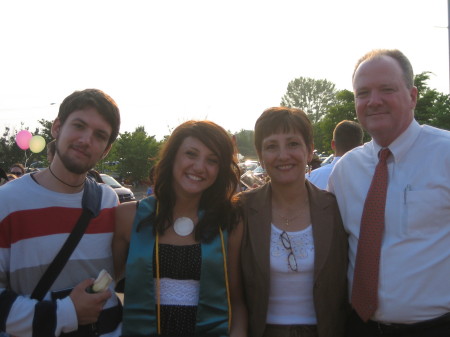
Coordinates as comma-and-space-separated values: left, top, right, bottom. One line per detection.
333, 120, 364, 154
353, 49, 414, 89
254, 107, 313, 157
57, 89, 121, 145
10, 163, 25, 174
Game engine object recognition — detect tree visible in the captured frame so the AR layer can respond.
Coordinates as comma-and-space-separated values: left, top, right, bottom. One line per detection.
280, 77, 338, 124
37, 119, 54, 144
112, 126, 161, 184
234, 129, 257, 159
313, 89, 367, 153
414, 72, 450, 131
0, 124, 47, 170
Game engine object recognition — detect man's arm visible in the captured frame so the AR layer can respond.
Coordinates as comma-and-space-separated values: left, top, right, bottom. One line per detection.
1, 280, 111, 337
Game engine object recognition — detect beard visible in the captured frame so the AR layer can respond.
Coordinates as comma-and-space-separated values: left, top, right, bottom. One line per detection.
56, 143, 96, 174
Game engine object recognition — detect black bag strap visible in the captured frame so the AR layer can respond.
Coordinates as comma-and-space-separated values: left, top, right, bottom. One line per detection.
31, 178, 103, 301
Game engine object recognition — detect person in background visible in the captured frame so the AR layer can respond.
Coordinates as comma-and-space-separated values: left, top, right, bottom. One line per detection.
9, 163, 25, 177
309, 153, 322, 171
238, 107, 348, 337
146, 166, 155, 196
6, 174, 17, 182
0, 88, 122, 337
0, 168, 8, 186
328, 49, 450, 337
114, 120, 247, 336
307, 120, 363, 189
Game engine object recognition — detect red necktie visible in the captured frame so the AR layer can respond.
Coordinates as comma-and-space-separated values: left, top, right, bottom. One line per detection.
351, 148, 391, 322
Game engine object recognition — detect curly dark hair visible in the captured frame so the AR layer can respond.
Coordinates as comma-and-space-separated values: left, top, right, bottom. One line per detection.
144, 120, 241, 242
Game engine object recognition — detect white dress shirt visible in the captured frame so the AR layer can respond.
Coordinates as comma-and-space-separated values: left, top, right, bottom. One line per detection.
306, 156, 341, 190
328, 120, 450, 324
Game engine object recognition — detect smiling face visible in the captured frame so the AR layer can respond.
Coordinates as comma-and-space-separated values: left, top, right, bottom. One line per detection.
353, 55, 417, 147
172, 136, 220, 199
51, 107, 112, 174
260, 131, 313, 187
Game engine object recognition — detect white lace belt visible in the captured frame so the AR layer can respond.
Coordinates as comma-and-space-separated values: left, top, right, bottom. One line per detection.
154, 278, 200, 306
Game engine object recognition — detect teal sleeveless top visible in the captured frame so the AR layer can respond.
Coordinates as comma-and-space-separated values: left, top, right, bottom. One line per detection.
122, 196, 230, 336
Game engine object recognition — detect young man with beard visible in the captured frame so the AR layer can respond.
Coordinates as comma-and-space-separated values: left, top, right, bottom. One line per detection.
0, 89, 122, 337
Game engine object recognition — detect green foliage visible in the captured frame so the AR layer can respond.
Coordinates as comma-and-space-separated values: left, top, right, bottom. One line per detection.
234, 129, 256, 158
2, 72, 447, 178
37, 119, 54, 144
0, 123, 49, 170
414, 72, 450, 131
313, 90, 367, 153
282, 72, 449, 155
112, 126, 161, 184
280, 77, 338, 124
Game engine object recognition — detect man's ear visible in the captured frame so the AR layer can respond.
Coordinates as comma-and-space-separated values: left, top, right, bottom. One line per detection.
410, 86, 418, 109
51, 118, 61, 138
331, 139, 336, 151
101, 144, 112, 159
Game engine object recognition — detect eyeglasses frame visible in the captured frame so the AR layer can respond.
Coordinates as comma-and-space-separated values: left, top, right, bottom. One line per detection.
280, 230, 298, 272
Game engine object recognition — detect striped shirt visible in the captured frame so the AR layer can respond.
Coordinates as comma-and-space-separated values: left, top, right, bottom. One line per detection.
0, 174, 121, 337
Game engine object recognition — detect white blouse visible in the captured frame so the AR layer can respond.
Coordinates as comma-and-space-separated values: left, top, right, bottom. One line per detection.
266, 224, 317, 325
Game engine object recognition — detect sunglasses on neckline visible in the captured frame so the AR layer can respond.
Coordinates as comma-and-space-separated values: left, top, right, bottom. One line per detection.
10, 172, 23, 176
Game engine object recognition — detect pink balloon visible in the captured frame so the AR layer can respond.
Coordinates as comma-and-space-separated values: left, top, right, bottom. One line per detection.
15, 130, 33, 150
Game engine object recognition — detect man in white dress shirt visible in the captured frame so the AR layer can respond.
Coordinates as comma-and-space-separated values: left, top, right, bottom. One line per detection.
306, 120, 363, 189
328, 49, 450, 336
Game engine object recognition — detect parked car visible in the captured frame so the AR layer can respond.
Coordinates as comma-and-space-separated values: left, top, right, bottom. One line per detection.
238, 160, 259, 174
100, 173, 136, 203
321, 154, 334, 166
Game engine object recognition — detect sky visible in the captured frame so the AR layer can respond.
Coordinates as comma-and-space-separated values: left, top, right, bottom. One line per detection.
0, 0, 449, 141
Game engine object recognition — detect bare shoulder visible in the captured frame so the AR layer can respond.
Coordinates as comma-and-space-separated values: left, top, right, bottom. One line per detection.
115, 201, 138, 239
229, 219, 244, 247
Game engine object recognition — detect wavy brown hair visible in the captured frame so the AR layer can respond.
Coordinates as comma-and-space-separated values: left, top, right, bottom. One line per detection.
145, 120, 241, 242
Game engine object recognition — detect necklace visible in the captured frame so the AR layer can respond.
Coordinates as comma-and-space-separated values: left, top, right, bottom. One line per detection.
48, 166, 86, 188
273, 196, 309, 227
173, 217, 195, 236
277, 212, 302, 226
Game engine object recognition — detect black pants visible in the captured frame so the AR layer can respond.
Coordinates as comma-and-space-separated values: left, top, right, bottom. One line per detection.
263, 324, 318, 337
347, 310, 450, 337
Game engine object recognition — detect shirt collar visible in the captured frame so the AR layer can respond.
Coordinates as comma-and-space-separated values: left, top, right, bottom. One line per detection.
331, 156, 341, 165
371, 120, 421, 163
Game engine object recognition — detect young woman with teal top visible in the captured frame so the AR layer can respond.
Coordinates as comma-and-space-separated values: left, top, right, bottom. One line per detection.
114, 120, 248, 337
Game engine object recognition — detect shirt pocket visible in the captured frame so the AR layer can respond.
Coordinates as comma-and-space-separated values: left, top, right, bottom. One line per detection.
403, 189, 449, 235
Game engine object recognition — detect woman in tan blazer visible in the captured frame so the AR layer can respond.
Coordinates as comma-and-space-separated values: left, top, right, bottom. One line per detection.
238, 107, 349, 337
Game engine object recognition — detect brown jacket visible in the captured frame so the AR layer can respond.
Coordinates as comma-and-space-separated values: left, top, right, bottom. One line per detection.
239, 181, 349, 337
